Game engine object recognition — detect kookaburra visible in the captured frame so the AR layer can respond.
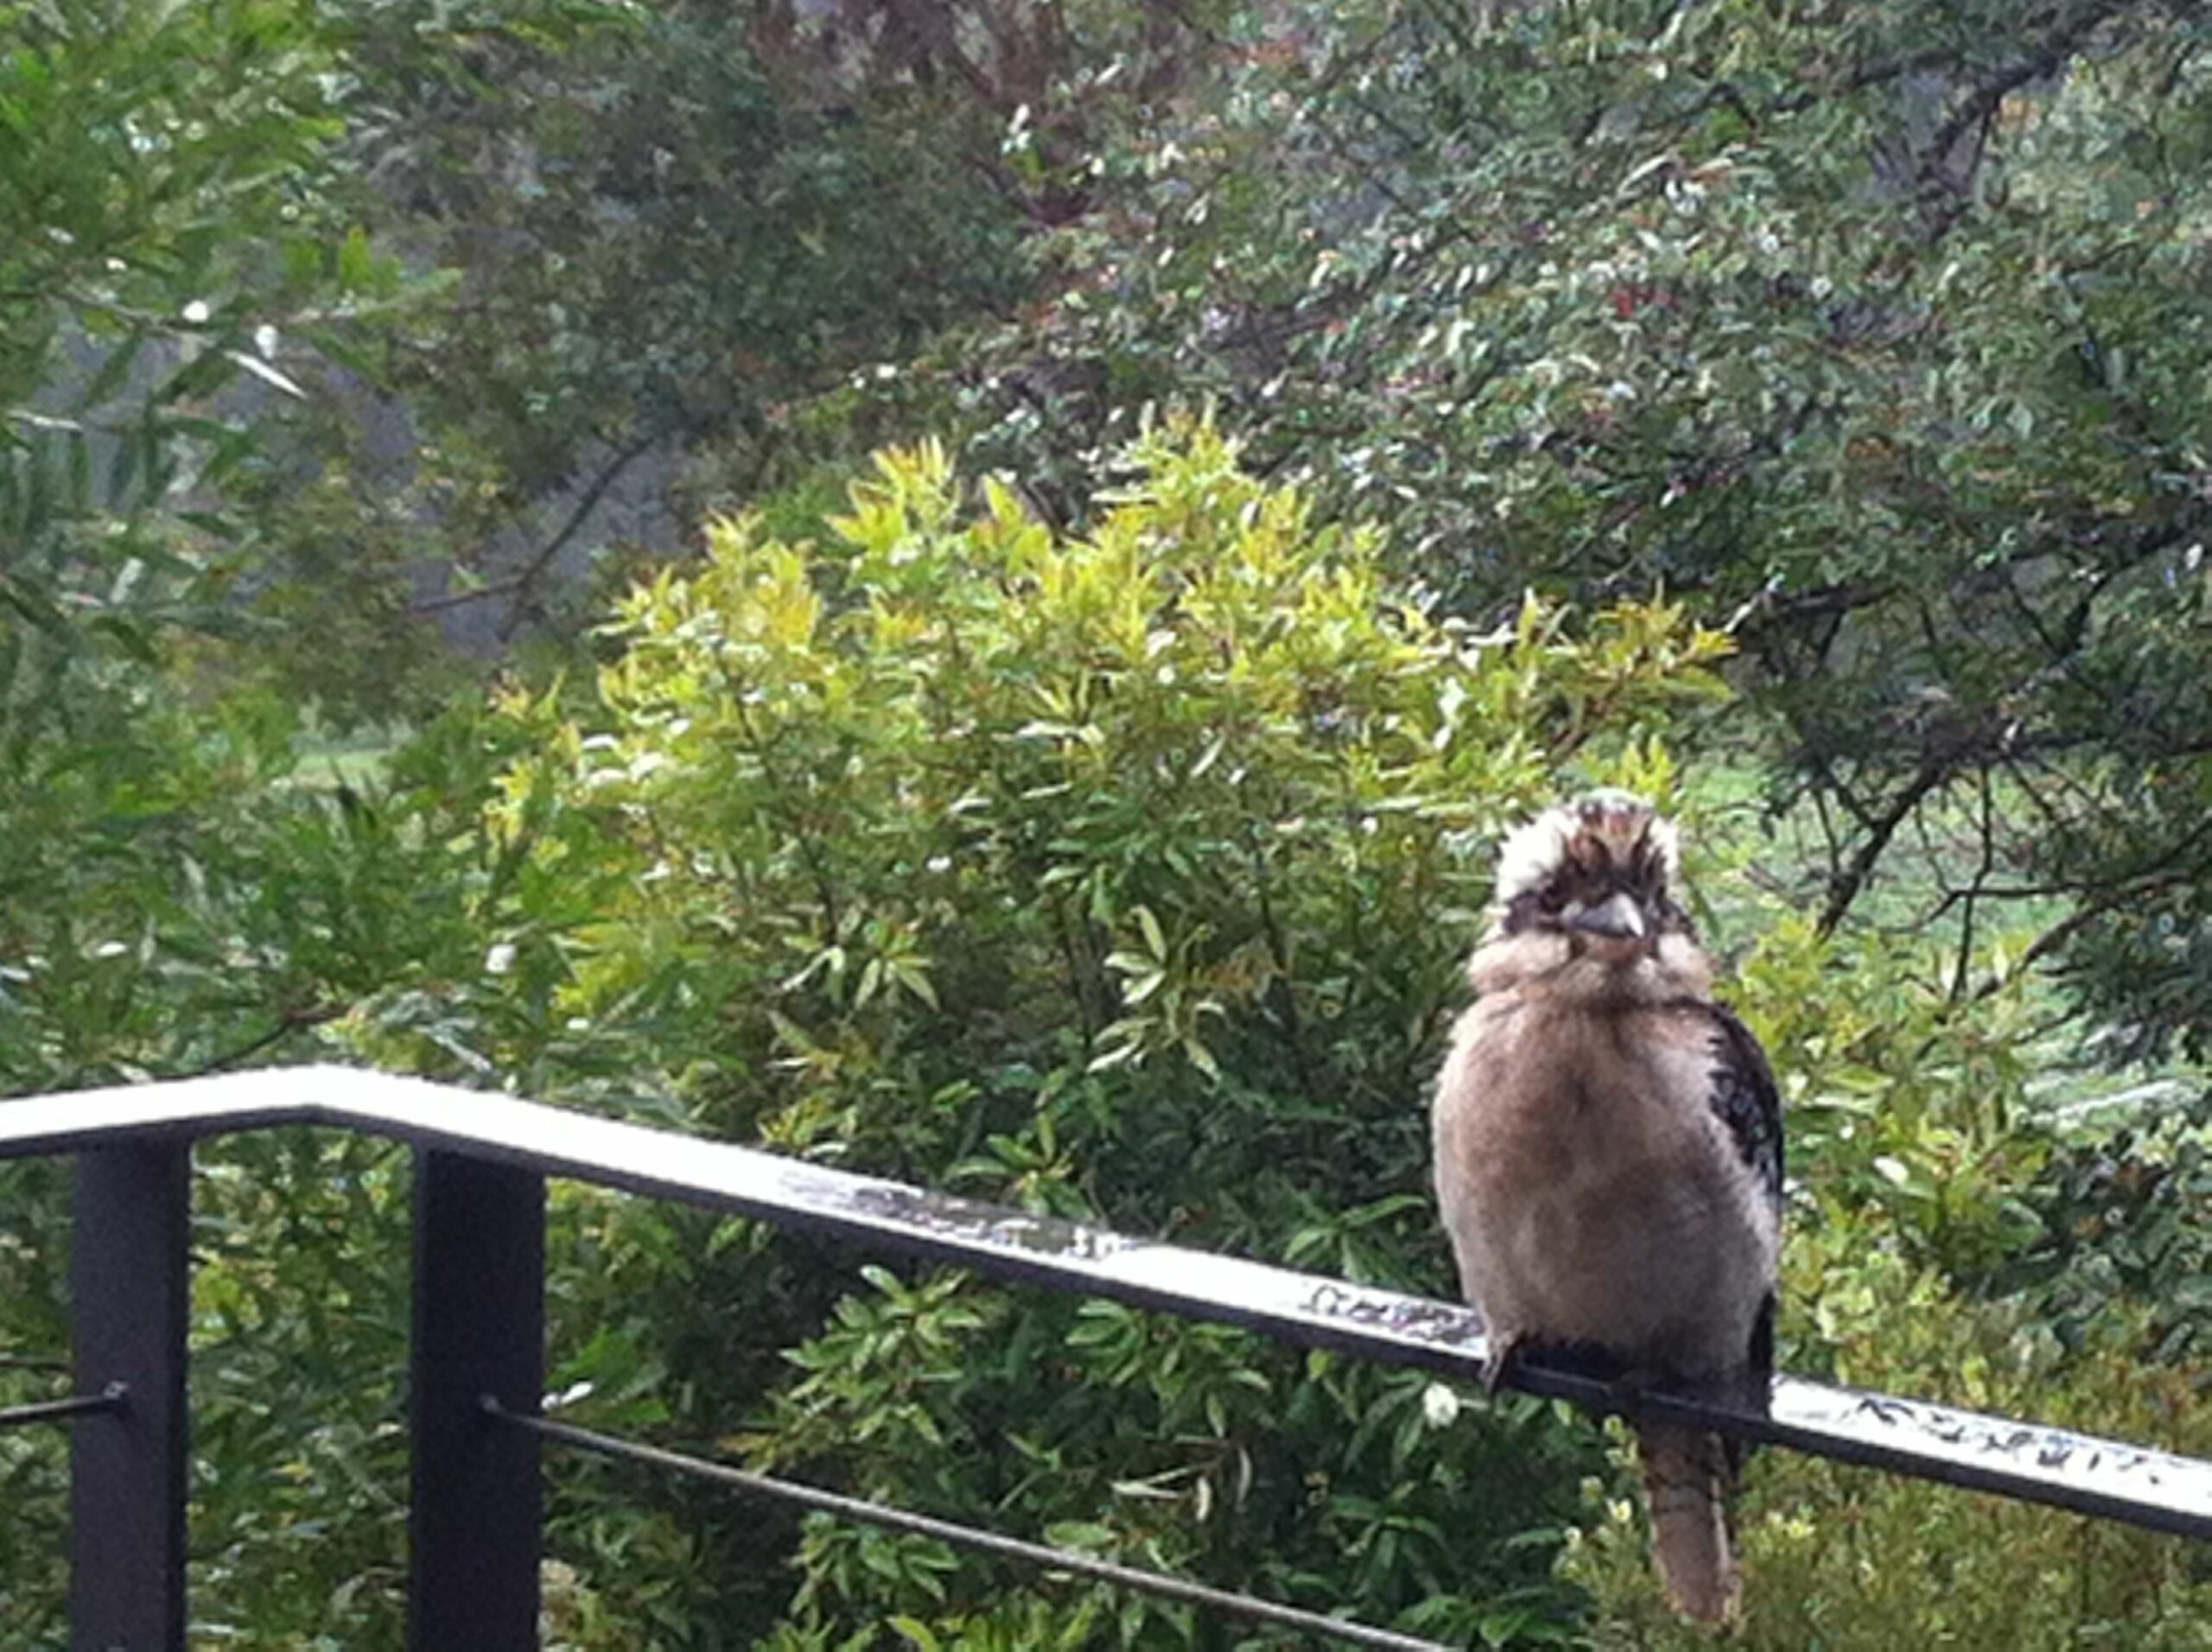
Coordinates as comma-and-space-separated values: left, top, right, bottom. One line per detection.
1431, 791, 1782, 1623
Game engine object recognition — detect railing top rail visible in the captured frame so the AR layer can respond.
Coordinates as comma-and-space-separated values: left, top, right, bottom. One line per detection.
5, 1064, 2209, 1541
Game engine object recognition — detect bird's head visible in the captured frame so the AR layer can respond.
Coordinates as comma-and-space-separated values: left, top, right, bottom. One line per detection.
1491, 790, 1688, 964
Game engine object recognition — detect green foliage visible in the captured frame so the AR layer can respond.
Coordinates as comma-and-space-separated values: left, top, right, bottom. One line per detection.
4, 4, 2212, 1643
0, 689, 297, 1090
946, 0, 2212, 1064
0, 0, 346, 374
2001, 1115, 2212, 1367
1733, 915, 2055, 1283
0, 0, 480, 745
188, 1130, 414, 1643
1561, 1251, 2212, 1648
334, 0, 1035, 521
0, 682, 557, 1643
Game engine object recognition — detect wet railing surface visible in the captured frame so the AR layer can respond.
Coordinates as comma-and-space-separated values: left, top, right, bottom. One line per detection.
3, 1064, 2209, 1649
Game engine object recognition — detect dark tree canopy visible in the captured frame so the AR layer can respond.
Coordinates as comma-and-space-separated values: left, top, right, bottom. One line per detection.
948, 0, 2212, 1060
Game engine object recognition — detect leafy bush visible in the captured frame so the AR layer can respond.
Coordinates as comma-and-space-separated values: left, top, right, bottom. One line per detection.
471, 419, 1732, 1642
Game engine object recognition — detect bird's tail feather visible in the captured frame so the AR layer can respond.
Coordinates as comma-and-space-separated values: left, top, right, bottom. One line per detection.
1633, 1419, 1738, 1624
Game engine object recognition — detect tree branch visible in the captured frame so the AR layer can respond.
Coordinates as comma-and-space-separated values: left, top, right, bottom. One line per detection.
1973, 872, 2192, 1001
1818, 758, 1952, 935
410, 432, 658, 630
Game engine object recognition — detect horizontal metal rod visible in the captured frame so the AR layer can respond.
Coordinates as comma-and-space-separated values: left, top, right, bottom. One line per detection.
4, 1066, 2209, 1541
490, 1401, 1448, 1652
0, 1383, 125, 1432
0, 1353, 71, 1375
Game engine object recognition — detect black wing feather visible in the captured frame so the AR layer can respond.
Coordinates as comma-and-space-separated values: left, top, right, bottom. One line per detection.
1699, 1001, 1784, 1215
1703, 1002, 1783, 1426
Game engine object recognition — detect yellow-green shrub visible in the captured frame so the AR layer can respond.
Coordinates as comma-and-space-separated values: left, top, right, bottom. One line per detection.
478, 419, 1738, 1643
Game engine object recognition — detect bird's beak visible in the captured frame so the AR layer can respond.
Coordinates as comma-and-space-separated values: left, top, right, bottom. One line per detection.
1566, 891, 1646, 941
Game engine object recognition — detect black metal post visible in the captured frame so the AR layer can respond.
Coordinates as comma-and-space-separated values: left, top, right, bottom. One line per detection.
408, 1149, 544, 1650
71, 1142, 191, 1651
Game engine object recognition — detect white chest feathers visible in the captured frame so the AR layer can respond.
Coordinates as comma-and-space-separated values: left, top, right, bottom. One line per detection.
1432, 994, 1778, 1380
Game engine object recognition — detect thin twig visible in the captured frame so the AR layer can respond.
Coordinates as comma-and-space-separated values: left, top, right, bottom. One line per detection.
410, 433, 658, 630
1818, 759, 1951, 935
188, 1004, 342, 1078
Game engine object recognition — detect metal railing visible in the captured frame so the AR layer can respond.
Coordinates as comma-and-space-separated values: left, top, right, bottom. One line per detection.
3, 1064, 2208, 1649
